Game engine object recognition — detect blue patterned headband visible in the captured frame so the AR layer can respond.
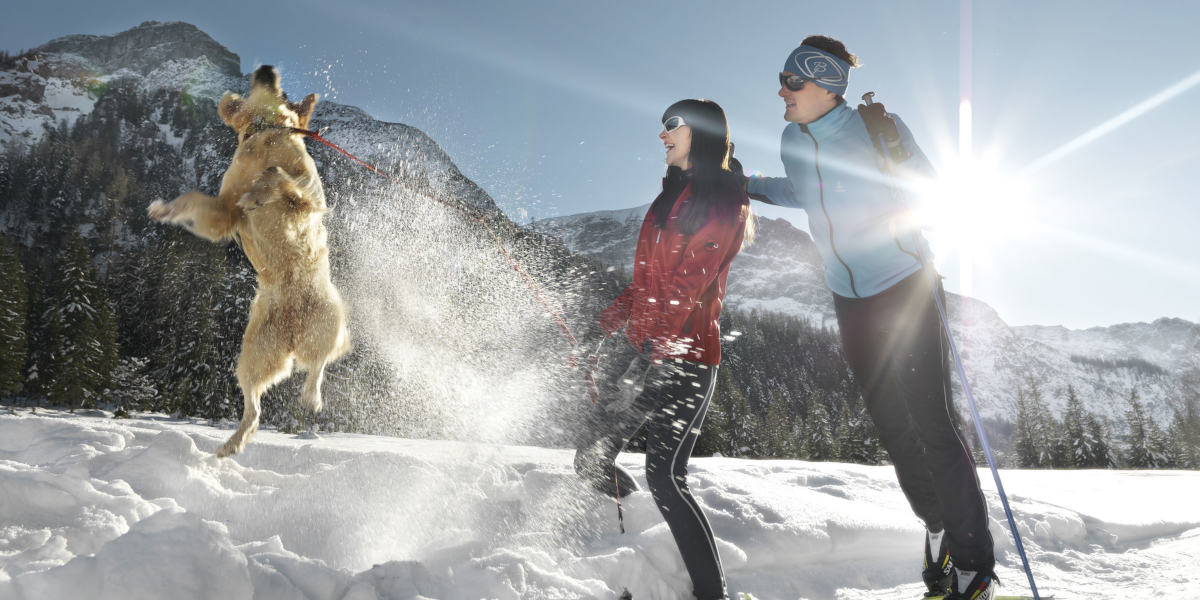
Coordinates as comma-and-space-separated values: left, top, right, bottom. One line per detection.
783, 45, 852, 97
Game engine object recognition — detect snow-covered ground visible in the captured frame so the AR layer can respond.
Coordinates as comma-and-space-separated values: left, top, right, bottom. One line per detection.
2, 410, 1198, 600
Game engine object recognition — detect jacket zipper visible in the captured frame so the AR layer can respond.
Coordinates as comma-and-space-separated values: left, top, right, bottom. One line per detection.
804, 126, 859, 298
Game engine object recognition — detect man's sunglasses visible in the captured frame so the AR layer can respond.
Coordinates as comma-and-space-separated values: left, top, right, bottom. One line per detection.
779, 72, 811, 91
662, 115, 687, 133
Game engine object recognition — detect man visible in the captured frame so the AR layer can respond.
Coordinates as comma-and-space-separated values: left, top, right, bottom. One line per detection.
746, 35, 998, 600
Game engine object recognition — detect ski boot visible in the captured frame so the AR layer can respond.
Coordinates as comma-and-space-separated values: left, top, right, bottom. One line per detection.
923, 528, 953, 597
945, 567, 999, 600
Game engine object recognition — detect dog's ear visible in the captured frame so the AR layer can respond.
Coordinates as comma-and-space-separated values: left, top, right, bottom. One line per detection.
219, 92, 244, 128
290, 93, 319, 130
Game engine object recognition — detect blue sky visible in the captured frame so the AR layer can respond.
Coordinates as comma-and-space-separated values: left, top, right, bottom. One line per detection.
5, 0, 1199, 329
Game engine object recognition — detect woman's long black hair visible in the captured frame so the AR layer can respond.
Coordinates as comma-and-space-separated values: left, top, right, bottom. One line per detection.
649, 99, 754, 247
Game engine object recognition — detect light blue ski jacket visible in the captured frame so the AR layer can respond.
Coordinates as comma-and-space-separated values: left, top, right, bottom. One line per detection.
747, 102, 935, 298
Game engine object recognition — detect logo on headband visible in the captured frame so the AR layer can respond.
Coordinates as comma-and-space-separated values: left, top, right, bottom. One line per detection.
793, 51, 847, 85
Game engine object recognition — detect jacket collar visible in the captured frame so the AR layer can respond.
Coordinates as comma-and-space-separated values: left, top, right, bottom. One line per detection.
797, 102, 854, 141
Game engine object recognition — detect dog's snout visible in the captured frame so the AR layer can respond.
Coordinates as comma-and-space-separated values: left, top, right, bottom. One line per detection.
253, 65, 281, 90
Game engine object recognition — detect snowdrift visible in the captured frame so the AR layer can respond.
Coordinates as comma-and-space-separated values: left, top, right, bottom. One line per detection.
1, 411, 1198, 599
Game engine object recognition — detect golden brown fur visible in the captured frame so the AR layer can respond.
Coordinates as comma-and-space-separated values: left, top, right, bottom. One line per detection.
148, 65, 350, 457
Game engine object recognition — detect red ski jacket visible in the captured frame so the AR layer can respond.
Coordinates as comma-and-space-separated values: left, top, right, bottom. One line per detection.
599, 183, 749, 365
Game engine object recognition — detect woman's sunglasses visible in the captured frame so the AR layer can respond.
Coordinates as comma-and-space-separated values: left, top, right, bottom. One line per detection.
779, 73, 811, 91
662, 115, 687, 133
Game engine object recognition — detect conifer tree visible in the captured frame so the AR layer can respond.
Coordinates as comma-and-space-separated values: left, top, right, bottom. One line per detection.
147, 237, 223, 416
0, 235, 28, 397
1124, 388, 1161, 468
109, 356, 159, 415
23, 266, 50, 406
43, 235, 120, 409
206, 251, 255, 420
1012, 385, 1041, 468
714, 359, 759, 457
762, 389, 798, 458
1171, 384, 1200, 469
1061, 386, 1089, 467
833, 404, 852, 463
837, 402, 883, 465
694, 368, 732, 457
1082, 414, 1117, 468
1014, 381, 1058, 468
1149, 418, 1177, 468
800, 396, 835, 461
1035, 387, 1062, 468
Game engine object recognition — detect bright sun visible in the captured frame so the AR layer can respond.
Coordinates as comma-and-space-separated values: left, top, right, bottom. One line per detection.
909, 155, 1033, 295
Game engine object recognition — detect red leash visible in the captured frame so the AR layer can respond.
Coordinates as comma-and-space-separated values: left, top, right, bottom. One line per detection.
291, 126, 600, 399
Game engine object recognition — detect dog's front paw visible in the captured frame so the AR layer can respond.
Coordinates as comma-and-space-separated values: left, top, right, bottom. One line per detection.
147, 200, 172, 222
237, 191, 277, 211
236, 192, 259, 211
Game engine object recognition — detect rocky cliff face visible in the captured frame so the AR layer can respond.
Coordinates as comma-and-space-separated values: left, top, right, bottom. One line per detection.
37, 21, 241, 79
0, 21, 243, 147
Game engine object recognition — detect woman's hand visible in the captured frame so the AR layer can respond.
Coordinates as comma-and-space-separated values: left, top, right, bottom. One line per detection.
599, 285, 635, 335
598, 306, 628, 335
606, 354, 652, 414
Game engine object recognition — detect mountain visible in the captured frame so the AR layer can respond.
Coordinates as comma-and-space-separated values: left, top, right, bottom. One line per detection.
532, 207, 1200, 426
1016, 319, 1200, 381
0, 21, 496, 216
0, 21, 618, 448
0, 21, 242, 146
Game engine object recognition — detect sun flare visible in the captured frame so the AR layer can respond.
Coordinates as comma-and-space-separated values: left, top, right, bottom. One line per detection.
910, 155, 1033, 295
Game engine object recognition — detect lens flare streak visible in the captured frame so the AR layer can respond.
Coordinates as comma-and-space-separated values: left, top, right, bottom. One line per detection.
1020, 68, 1200, 176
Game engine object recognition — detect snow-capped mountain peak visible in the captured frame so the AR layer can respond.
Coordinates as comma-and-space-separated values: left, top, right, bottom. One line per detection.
0, 21, 243, 148
37, 21, 241, 80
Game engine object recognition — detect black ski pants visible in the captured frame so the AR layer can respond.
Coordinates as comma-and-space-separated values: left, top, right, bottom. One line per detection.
833, 268, 995, 571
574, 344, 725, 600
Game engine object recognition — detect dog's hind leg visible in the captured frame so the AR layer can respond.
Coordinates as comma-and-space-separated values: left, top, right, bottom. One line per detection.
217, 384, 264, 459
217, 302, 294, 458
299, 360, 326, 414
296, 292, 350, 416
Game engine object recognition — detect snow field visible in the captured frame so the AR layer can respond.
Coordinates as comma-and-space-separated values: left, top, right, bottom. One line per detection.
2, 411, 1199, 599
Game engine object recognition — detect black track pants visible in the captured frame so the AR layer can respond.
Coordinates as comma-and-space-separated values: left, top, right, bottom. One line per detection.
575, 353, 725, 600
833, 269, 995, 572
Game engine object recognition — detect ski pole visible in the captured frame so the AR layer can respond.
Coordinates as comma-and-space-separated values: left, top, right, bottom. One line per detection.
914, 245, 1042, 600
863, 90, 1042, 596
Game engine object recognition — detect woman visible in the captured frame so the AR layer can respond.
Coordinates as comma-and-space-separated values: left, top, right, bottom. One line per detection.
574, 99, 753, 600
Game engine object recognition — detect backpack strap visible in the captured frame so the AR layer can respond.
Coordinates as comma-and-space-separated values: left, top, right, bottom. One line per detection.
858, 92, 928, 264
